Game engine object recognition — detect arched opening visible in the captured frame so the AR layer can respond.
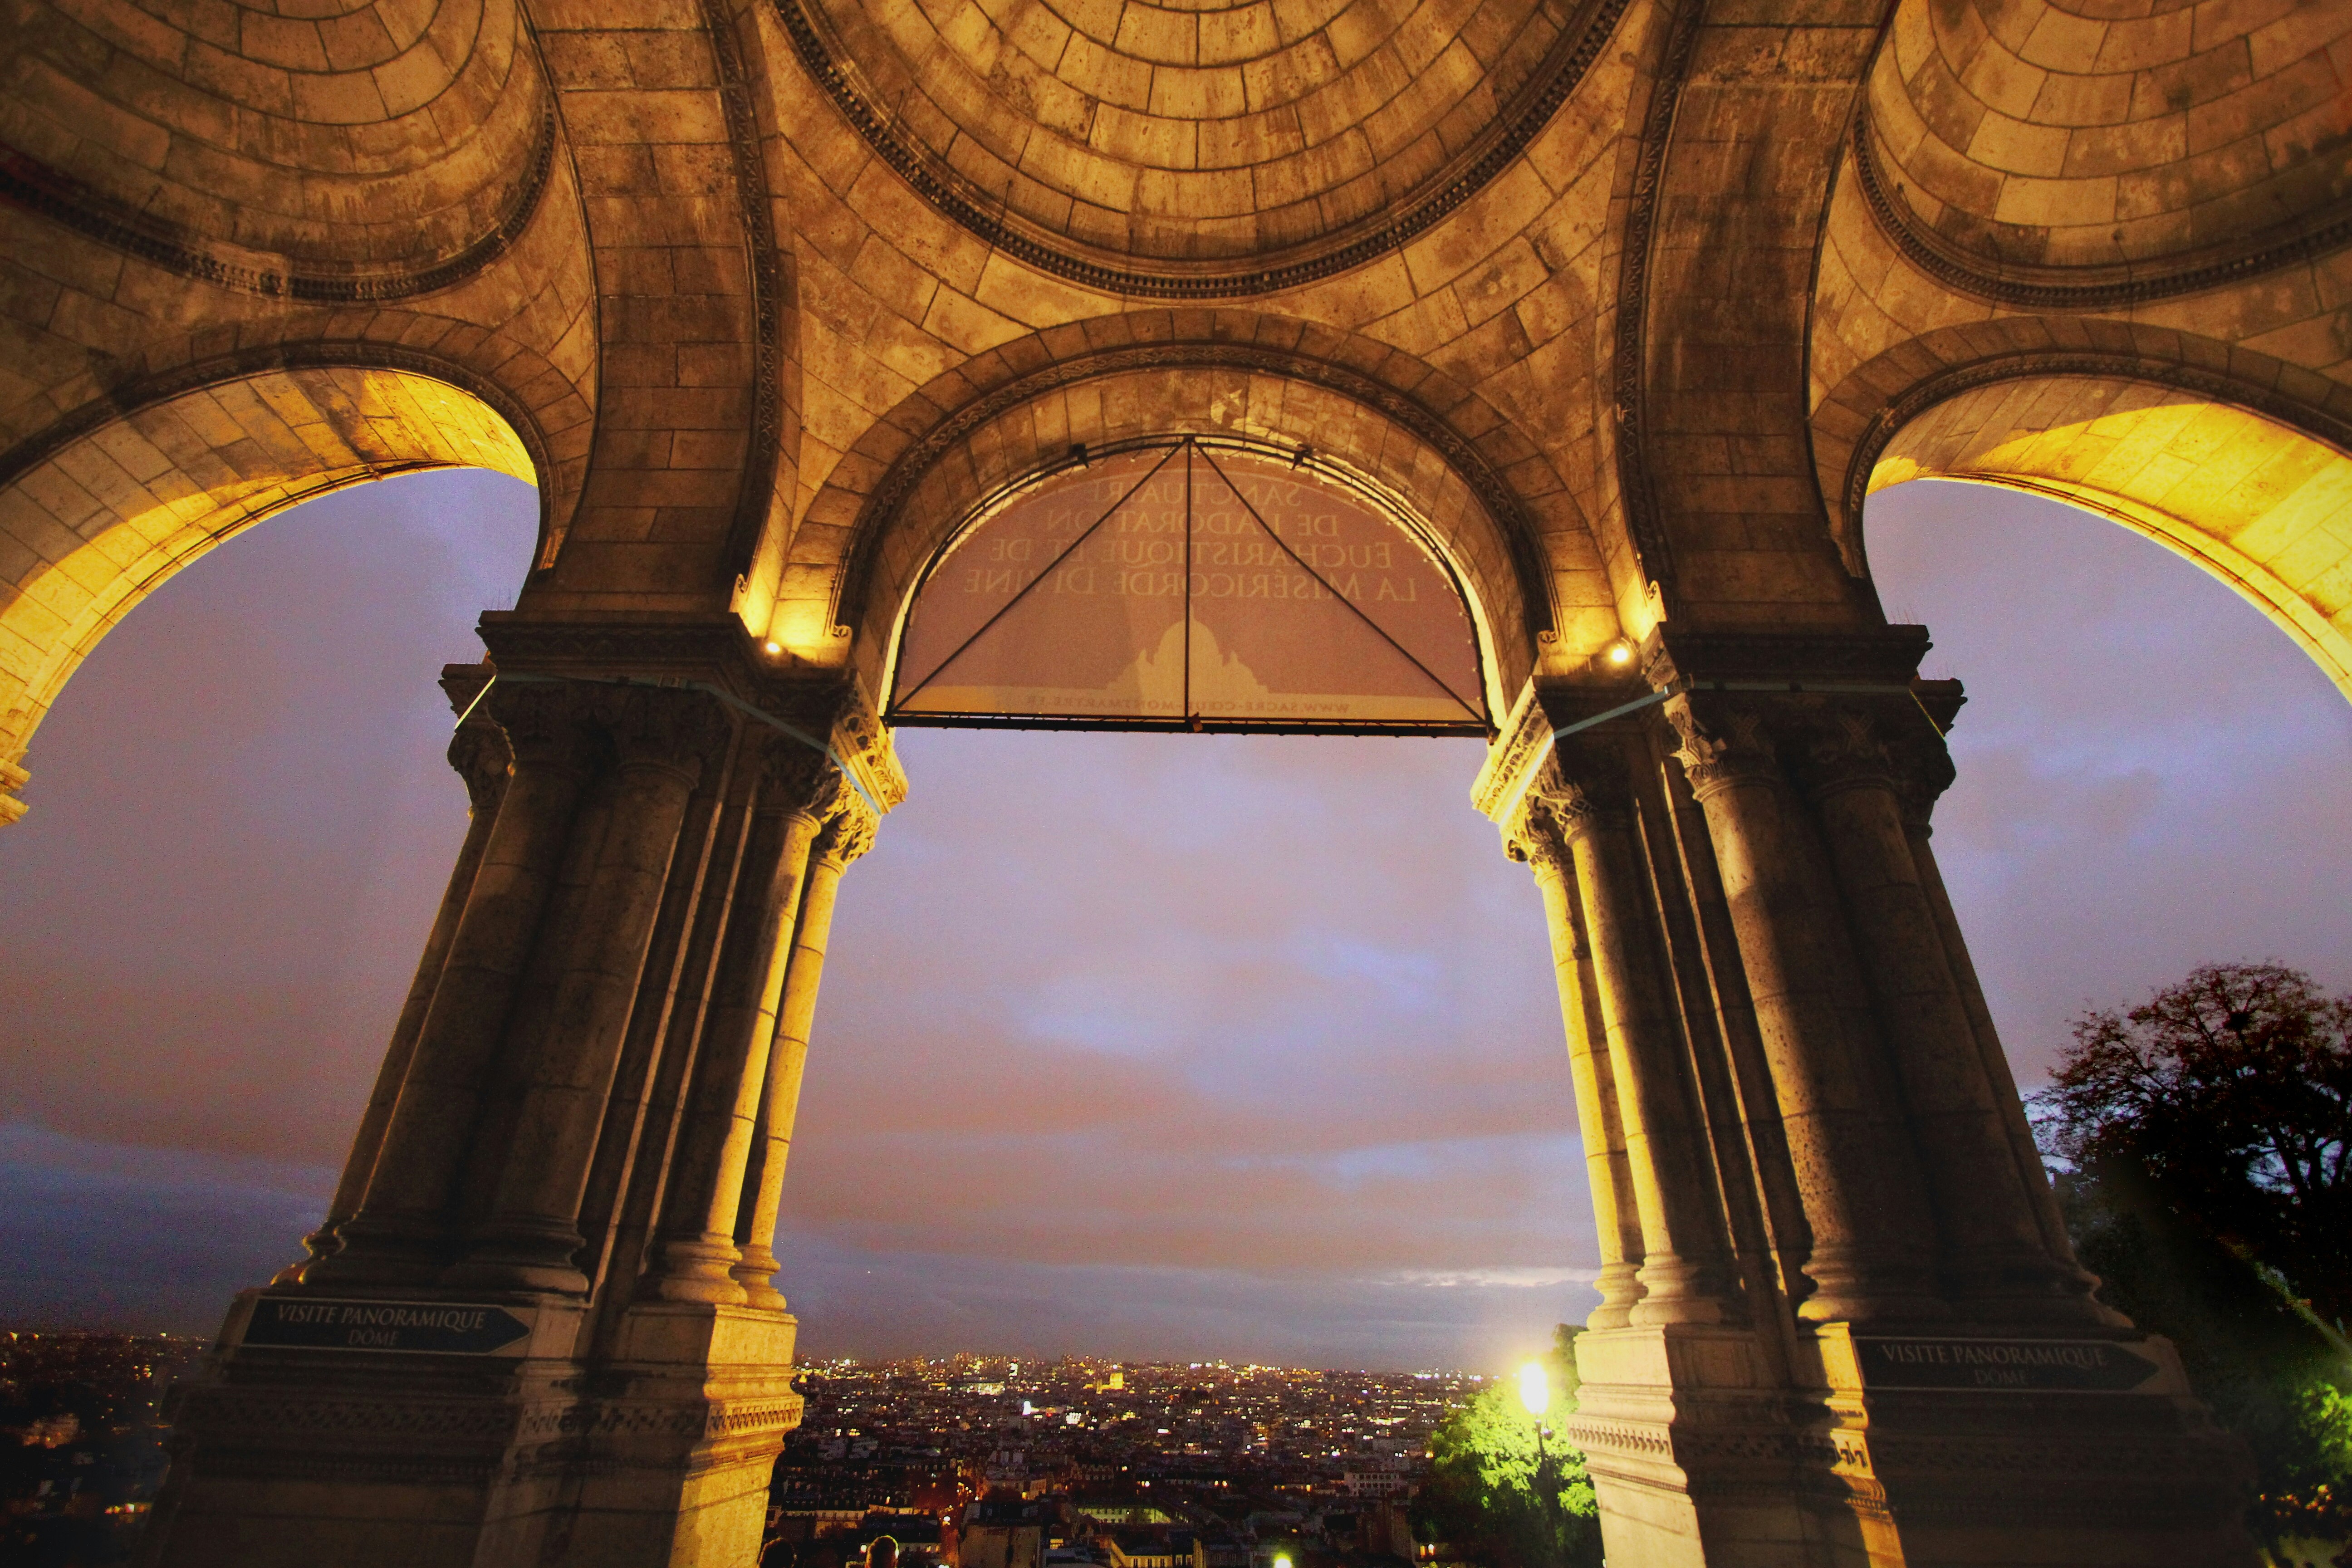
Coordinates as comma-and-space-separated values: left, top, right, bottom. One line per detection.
886, 437, 1498, 734
0, 364, 542, 823
0, 465, 540, 1325
1861, 477, 2352, 1096
1862, 375, 2352, 706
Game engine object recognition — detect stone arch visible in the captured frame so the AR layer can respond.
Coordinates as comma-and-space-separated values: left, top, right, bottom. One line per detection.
0, 356, 541, 822
1855, 363, 2352, 703
1855, 0, 2352, 302
0, 0, 551, 291
789, 329, 1604, 706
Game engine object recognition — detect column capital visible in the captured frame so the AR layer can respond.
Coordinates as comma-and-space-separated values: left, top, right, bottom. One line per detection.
818, 790, 880, 866
1503, 774, 1573, 876
1661, 691, 1778, 798
755, 734, 846, 822
592, 686, 732, 788
1784, 698, 1955, 822
446, 722, 513, 810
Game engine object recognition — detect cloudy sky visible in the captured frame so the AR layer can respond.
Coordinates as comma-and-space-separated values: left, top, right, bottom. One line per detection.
3, 466, 2346, 1372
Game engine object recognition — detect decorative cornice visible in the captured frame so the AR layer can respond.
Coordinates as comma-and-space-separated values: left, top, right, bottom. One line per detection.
0, 98, 556, 304
831, 341, 1557, 642
699, 0, 789, 588
1607, 0, 1707, 591
1849, 116, 2352, 311
771, 0, 1629, 299
1837, 351, 2352, 536
0, 341, 558, 550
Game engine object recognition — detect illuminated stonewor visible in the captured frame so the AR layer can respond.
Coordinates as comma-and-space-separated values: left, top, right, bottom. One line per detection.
892, 442, 1486, 731
3, 0, 2343, 1550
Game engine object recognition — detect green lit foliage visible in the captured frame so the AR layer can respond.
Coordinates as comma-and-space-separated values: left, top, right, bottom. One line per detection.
1412, 1327, 1601, 1568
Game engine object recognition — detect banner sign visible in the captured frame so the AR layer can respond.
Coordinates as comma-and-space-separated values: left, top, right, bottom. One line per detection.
893, 443, 1486, 728
241, 1297, 533, 1355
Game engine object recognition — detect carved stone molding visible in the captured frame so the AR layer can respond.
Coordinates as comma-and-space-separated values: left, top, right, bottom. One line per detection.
770, 0, 1632, 298
1847, 117, 2352, 313
0, 96, 558, 304
832, 343, 1556, 644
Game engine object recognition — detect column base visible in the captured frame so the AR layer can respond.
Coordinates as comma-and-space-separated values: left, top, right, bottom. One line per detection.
136, 1288, 803, 1568
1567, 1320, 2257, 1568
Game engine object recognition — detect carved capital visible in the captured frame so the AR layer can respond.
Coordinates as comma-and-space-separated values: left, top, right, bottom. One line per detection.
1788, 701, 1954, 821
593, 687, 732, 788
1663, 693, 1776, 799
1792, 706, 1896, 799
756, 734, 846, 820
1503, 776, 1573, 877
818, 790, 880, 866
446, 721, 512, 810
484, 681, 598, 770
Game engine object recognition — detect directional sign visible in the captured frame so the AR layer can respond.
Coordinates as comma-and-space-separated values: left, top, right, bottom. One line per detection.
242, 1297, 532, 1355
1854, 1337, 2161, 1393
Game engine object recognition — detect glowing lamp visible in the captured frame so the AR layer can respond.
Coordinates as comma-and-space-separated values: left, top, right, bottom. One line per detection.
764, 640, 783, 655
1517, 1361, 1549, 1419
1604, 640, 1633, 666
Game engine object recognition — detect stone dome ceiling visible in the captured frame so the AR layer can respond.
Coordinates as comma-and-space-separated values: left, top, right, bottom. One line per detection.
1861, 0, 2352, 289
0, 0, 547, 280
786, 0, 1621, 291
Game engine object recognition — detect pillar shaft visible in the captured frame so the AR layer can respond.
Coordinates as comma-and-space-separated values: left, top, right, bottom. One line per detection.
1664, 693, 1942, 1322
732, 809, 863, 1306
1512, 812, 1642, 1325
1798, 717, 2096, 1317
447, 691, 722, 1292
291, 706, 510, 1282
310, 683, 597, 1283
648, 750, 847, 1303
1544, 740, 1736, 1323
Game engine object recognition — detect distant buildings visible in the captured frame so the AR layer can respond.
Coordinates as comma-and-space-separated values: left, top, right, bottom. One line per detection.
760, 1359, 1476, 1568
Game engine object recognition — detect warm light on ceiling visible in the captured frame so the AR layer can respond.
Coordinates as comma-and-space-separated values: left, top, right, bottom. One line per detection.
1517, 1361, 1549, 1418
1605, 640, 1633, 666
764, 640, 783, 654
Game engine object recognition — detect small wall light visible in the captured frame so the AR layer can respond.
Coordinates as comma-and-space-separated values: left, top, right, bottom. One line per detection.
1604, 639, 1634, 667
764, 640, 783, 655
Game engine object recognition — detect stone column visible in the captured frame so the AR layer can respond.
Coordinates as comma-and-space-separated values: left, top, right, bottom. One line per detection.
1508, 797, 1644, 1327
1664, 692, 1943, 1322
1535, 741, 1737, 1323
646, 746, 848, 1303
1794, 704, 2097, 1319
446, 688, 729, 1293
732, 797, 872, 1307
284, 704, 511, 1283
309, 682, 600, 1284
1889, 719, 2120, 1318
